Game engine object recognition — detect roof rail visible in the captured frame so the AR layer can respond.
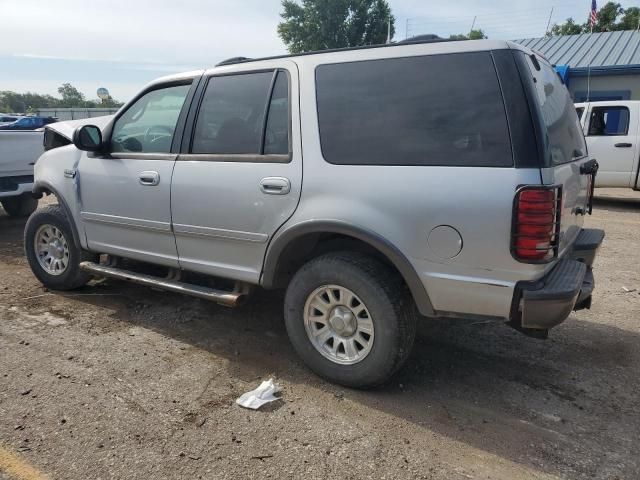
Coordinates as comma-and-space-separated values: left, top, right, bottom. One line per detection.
216, 56, 252, 67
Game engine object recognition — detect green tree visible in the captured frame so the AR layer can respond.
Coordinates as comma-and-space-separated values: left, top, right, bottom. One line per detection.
618, 6, 640, 30
57, 83, 87, 107
449, 29, 487, 40
278, 0, 395, 54
550, 1, 638, 35
550, 17, 583, 36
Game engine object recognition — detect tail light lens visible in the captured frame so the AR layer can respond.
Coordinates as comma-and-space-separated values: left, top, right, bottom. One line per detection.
512, 186, 561, 262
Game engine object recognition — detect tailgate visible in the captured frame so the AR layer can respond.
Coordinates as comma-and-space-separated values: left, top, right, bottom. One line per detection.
0, 130, 44, 177
540, 157, 593, 257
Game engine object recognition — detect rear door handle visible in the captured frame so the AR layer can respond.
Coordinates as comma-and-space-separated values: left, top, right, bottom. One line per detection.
614, 143, 632, 148
138, 171, 160, 186
260, 177, 290, 195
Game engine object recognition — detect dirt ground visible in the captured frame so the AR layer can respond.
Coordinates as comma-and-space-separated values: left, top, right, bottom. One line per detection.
0, 189, 639, 480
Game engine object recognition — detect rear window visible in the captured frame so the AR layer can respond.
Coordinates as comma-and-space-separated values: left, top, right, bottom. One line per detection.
315, 52, 513, 167
522, 54, 587, 165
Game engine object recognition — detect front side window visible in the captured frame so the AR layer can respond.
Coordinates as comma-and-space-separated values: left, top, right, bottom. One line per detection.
315, 52, 512, 167
588, 107, 630, 136
111, 83, 190, 154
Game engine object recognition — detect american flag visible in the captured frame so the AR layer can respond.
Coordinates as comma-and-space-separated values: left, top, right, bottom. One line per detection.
590, 0, 598, 27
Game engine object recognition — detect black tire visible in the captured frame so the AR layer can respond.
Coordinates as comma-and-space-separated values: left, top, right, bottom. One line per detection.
24, 205, 96, 290
284, 252, 417, 388
1, 194, 38, 218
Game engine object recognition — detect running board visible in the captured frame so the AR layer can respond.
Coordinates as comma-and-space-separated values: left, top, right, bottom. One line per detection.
79, 261, 245, 307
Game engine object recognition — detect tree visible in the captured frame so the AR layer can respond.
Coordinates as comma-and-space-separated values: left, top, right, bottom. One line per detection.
0, 84, 123, 113
550, 18, 583, 36
58, 83, 86, 107
549, 1, 638, 35
449, 29, 487, 40
278, 0, 395, 54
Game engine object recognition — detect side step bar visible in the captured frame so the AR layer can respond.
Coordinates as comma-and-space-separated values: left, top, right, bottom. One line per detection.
79, 261, 245, 307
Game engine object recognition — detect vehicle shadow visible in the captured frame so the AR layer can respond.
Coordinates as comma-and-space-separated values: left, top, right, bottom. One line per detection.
593, 193, 640, 212
45, 281, 640, 479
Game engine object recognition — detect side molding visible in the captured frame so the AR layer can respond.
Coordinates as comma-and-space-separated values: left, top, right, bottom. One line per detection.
261, 220, 435, 317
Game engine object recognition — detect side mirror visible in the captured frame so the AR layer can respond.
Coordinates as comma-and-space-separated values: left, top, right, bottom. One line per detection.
73, 125, 103, 152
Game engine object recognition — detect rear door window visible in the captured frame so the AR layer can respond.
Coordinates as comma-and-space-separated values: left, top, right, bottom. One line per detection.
315, 52, 512, 167
587, 106, 630, 136
191, 71, 282, 155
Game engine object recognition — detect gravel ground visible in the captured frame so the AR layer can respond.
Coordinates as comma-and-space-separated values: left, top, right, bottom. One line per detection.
0, 189, 639, 480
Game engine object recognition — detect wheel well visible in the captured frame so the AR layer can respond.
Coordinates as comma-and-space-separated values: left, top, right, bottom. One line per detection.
269, 233, 403, 289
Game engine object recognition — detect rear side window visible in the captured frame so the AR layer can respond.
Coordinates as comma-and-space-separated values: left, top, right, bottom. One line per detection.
315, 52, 512, 167
587, 106, 629, 136
576, 107, 584, 120
522, 54, 586, 165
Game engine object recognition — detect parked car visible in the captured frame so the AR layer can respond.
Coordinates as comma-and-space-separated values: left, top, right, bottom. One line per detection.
0, 116, 57, 130
26, 39, 604, 387
0, 115, 21, 126
0, 129, 43, 217
575, 101, 639, 190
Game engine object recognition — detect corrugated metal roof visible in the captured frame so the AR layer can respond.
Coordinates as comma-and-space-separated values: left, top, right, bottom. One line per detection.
514, 30, 640, 69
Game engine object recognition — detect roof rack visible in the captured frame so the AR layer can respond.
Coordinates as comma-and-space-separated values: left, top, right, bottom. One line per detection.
212, 36, 477, 67
216, 56, 252, 67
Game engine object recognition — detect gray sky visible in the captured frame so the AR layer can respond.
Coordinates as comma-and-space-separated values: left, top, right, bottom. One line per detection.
1, 0, 598, 102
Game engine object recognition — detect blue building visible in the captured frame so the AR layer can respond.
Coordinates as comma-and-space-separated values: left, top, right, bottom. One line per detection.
515, 30, 640, 102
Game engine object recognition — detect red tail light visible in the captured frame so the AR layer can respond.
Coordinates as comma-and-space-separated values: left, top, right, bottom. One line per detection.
512, 186, 561, 263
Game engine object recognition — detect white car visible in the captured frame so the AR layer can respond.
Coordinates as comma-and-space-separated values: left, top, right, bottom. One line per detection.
575, 101, 640, 190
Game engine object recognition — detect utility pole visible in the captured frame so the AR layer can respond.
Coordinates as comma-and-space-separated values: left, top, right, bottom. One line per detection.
405, 18, 410, 39
545, 7, 554, 36
470, 16, 476, 35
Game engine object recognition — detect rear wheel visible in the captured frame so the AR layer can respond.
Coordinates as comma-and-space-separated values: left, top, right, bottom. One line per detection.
24, 205, 96, 290
1, 194, 38, 218
284, 252, 416, 388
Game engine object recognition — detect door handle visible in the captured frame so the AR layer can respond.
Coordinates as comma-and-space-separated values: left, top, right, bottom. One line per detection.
614, 143, 632, 148
138, 171, 160, 186
260, 177, 291, 195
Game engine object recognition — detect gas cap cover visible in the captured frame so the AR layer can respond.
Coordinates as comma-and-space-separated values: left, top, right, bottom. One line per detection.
427, 225, 463, 259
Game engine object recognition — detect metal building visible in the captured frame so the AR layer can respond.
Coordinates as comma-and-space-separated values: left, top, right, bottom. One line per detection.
515, 30, 640, 102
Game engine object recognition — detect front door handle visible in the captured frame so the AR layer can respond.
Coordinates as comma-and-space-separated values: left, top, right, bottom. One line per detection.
138, 171, 160, 186
614, 142, 632, 148
260, 177, 291, 195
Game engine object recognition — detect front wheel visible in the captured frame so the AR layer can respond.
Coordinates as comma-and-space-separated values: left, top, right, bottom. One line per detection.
284, 252, 416, 388
24, 205, 96, 290
1, 194, 38, 218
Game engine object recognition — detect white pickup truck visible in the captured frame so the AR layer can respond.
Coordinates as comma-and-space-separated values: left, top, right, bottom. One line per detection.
0, 130, 45, 217
575, 100, 640, 190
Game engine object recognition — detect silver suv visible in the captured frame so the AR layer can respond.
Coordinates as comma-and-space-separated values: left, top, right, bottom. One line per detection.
26, 39, 604, 387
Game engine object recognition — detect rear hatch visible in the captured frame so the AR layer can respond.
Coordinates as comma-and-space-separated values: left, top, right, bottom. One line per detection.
516, 51, 593, 258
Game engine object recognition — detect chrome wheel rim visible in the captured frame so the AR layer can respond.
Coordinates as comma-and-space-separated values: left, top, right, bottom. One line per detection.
303, 285, 375, 365
34, 224, 69, 275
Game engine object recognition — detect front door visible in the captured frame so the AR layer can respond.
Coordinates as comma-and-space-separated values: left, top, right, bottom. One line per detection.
78, 81, 194, 267
584, 102, 640, 188
171, 63, 302, 283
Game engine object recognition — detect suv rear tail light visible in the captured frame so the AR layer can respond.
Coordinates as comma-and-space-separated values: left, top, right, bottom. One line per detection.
512, 186, 561, 263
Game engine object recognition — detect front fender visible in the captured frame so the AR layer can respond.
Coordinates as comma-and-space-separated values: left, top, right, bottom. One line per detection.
32, 145, 86, 249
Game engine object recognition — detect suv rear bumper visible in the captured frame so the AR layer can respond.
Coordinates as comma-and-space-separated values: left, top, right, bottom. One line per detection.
513, 228, 604, 330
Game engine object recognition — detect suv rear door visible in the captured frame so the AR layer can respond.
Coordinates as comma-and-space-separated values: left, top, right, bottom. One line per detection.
582, 102, 639, 188
517, 52, 592, 257
171, 61, 301, 283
